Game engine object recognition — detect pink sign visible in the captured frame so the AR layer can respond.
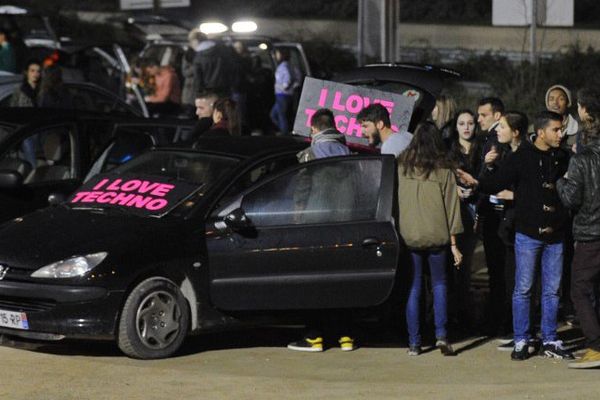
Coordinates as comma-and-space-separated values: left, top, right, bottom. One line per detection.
70, 176, 179, 213
293, 78, 416, 145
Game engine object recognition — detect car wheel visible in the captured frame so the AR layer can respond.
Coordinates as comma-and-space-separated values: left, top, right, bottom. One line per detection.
117, 277, 190, 359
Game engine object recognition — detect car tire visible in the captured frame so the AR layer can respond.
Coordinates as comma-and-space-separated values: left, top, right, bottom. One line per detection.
117, 277, 190, 359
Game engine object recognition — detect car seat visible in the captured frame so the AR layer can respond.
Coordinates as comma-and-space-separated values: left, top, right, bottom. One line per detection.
24, 132, 71, 183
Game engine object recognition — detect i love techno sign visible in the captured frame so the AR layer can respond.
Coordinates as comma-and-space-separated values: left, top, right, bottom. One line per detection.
68, 174, 198, 217
292, 77, 417, 145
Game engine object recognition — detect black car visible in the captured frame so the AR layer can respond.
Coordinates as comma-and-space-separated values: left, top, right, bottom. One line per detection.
335, 63, 461, 132
0, 75, 147, 117
0, 108, 194, 222
0, 136, 400, 359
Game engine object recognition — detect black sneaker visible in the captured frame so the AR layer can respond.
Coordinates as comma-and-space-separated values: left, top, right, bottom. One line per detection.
541, 340, 575, 360
287, 336, 323, 352
511, 340, 529, 361
497, 340, 514, 352
528, 337, 541, 354
436, 338, 456, 356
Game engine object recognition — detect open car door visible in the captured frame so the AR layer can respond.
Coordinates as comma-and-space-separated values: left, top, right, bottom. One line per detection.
206, 154, 399, 310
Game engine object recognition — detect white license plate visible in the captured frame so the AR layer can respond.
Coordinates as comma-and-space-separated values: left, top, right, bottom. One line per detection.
0, 309, 29, 330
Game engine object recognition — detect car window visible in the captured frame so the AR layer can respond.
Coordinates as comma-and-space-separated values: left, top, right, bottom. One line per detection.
215, 154, 299, 210
277, 45, 307, 77
112, 151, 239, 186
0, 125, 75, 184
241, 158, 382, 227
65, 85, 133, 114
85, 130, 155, 181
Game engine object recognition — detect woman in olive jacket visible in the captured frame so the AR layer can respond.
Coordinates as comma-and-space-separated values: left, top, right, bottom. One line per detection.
398, 122, 463, 356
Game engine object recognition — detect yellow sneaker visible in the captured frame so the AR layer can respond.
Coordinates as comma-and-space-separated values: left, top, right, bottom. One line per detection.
568, 349, 600, 369
287, 337, 323, 352
339, 336, 355, 352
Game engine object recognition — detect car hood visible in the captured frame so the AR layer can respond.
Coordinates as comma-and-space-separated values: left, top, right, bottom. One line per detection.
0, 206, 183, 270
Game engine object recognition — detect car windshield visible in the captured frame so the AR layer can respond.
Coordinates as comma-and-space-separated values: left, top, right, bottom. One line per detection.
111, 150, 240, 186
66, 151, 240, 218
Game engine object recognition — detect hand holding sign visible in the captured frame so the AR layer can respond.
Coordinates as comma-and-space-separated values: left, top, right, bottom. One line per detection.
293, 78, 417, 146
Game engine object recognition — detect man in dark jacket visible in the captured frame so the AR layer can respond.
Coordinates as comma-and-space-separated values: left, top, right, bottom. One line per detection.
288, 108, 354, 353
475, 97, 511, 336
557, 87, 600, 369
458, 111, 574, 361
192, 34, 233, 96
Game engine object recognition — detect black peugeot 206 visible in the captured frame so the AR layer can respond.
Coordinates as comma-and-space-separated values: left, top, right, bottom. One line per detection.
0, 136, 401, 359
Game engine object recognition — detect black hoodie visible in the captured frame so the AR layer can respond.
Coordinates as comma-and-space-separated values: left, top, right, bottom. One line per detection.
477, 140, 569, 243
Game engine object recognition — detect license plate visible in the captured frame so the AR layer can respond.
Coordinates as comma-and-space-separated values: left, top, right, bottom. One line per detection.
0, 309, 29, 330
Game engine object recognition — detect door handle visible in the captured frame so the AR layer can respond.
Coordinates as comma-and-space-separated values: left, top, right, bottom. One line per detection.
361, 237, 380, 247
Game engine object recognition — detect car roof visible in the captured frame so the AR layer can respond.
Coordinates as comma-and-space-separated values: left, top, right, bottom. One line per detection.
0, 107, 155, 127
170, 136, 309, 159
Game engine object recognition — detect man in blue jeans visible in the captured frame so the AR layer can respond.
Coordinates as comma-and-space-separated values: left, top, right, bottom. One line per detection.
458, 111, 574, 361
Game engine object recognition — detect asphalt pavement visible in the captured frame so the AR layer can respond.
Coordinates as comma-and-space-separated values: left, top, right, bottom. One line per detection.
1, 324, 599, 400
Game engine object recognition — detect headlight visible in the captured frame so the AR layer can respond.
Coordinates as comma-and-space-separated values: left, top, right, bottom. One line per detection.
31, 252, 108, 279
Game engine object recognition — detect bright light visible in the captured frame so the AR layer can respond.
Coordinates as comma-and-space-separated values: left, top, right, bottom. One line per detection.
199, 22, 228, 35
0, 6, 28, 14
258, 43, 268, 50
232, 20, 258, 33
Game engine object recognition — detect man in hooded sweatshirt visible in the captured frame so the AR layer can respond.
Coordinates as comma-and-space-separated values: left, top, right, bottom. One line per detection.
545, 84, 579, 152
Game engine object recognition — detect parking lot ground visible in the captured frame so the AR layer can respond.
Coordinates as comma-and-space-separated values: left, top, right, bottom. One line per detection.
2, 325, 599, 400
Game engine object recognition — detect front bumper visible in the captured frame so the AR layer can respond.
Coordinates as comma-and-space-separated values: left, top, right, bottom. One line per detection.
0, 280, 125, 340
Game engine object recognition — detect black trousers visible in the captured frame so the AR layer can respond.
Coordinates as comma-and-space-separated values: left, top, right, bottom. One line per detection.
571, 240, 600, 351
482, 210, 509, 331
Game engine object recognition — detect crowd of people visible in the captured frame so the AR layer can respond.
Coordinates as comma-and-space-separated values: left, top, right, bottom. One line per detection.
134, 29, 300, 135
289, 84, 600, 370
2, 26, 299, 137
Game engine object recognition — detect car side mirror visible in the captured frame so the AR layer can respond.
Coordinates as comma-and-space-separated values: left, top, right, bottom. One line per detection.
48, 192, 67, 206
0, 170, 23, 188
219, 208, 252, 231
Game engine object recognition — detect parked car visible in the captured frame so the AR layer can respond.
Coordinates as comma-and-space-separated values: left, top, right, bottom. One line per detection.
0, 74, 148, 116
0, 108, 194, 222
335, 63, 461, 132
0, 137, 399, 359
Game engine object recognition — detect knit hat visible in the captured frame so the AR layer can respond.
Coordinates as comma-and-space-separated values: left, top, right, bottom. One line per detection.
545, 84, 573, 108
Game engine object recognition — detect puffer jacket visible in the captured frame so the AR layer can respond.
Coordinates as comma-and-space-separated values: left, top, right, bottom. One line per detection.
557, 136, 600, 242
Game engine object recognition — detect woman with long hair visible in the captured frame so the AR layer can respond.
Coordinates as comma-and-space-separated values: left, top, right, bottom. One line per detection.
431, 95, 457, 139
205, 98, 241, 136
10, 59, 41, 107
446, 109, 481, 329
479, 111, 528, 348
398, 121, 463, 356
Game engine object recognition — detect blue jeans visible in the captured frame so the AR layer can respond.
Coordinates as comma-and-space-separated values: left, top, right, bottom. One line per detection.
270, 94, 293, 135
406, 248, 448, 346
513, 232, 563, 343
